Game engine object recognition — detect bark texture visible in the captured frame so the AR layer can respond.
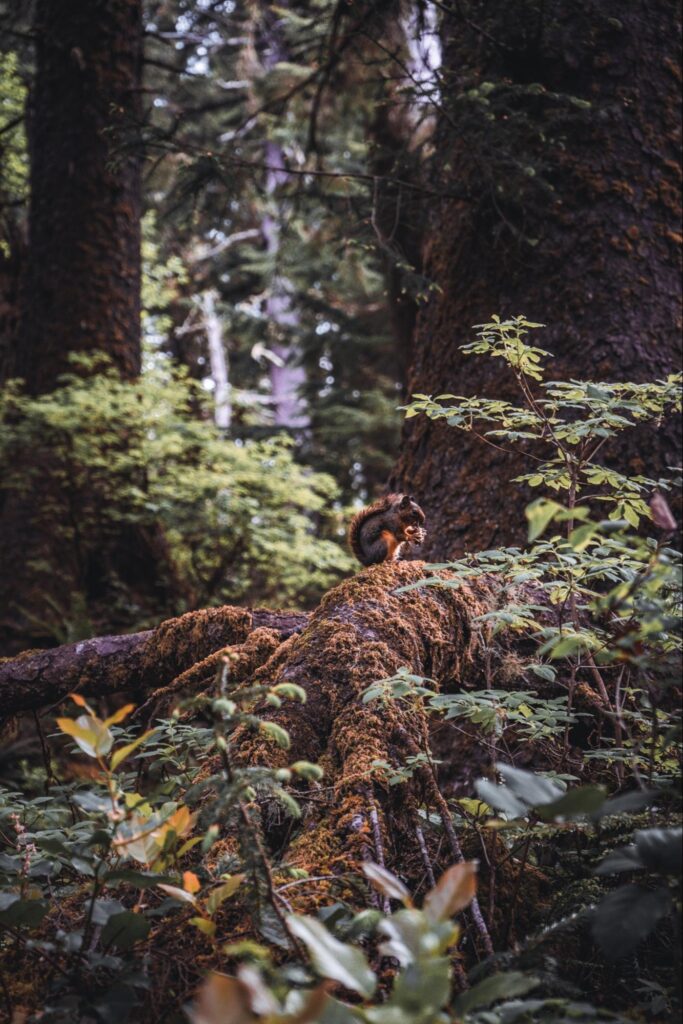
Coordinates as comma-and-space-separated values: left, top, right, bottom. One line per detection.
14, 0, 143, 392
0, 606, 308, 718
392, 1, 682, 556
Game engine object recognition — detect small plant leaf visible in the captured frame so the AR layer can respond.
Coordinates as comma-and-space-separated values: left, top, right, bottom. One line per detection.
287, 914, 376, 997
423, 862, 477, 922
362, 862, 412, 905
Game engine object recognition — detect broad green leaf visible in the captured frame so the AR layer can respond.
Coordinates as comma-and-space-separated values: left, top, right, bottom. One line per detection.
287, 915, 376, 997
568, 523, 596, 551
453, 971, 540, 1015
100, 909, 150, 950
536, 785, 607, 821
592, 885, 672, 959
0, 893, 49, 928
525, 499, 562, 542
206, 874, 245, 914
634, 828, 682, 875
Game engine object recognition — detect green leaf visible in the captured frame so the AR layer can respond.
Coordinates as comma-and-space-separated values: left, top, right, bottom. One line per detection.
259, 721, 291, 750
536, 785, 607, 821
529, 664, 556, 682
0, 894, 49, 928
525, 499, 562, 542
110, 729, 157, 771
568, 523, 596, 551
453, 971, 540, 1015
634, 828, 682, 875
592, 790, 657, 820
592, 885, 672, 959
498, 763, 564, 807
595, 846, 644, 875
377, 909, 425, 966
100, 910, 151, 950
191, 916, 217, 937
287, 915, 376, 997
206, 874, 245, 914
105, 868, 176, 888
548, 633, 593, 659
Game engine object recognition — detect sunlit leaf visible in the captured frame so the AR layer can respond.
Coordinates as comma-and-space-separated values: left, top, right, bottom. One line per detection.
102, 703, 135, 727
206, 874, 245, 914
56, 714, 113, 757
110, 729, 157, 771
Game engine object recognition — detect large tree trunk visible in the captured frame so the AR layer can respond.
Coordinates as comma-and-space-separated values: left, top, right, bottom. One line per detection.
13, 0, 143, 392
0, 0, 170, 654
392, 0, 682, 557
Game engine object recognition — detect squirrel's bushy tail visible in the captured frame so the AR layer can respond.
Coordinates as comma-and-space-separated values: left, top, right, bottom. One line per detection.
347, 493, 403, 566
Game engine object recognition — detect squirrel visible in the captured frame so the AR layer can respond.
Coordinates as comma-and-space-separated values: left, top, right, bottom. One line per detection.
348, 493, 427, 566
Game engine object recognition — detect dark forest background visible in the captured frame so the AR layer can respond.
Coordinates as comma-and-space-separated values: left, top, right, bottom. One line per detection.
1, 0, 679, 652
0, 3, 681, 1023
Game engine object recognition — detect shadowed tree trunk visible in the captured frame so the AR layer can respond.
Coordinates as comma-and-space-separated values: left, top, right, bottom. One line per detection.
14, 0, 142, 392
391, 0, 682, 557
0, 0, 174, 654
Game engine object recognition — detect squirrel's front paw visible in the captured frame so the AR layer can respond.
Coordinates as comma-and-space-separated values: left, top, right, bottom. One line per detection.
405, 525, 426, 545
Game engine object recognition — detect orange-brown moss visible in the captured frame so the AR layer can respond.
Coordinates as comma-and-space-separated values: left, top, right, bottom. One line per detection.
138, 626, 282, 720
229, 562, 504, 886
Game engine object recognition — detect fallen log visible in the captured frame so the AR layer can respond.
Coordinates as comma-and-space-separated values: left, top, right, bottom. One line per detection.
0, 606, 309, 717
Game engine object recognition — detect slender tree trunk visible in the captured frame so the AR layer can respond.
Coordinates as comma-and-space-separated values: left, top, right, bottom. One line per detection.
392, 0, 682, 557
259, 15, 308, 430
15, 0, 143, 393
199, 290, 231, 429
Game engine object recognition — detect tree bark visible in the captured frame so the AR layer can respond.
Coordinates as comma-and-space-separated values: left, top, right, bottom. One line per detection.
392, 0, 682, 557
14, 0, 143, 392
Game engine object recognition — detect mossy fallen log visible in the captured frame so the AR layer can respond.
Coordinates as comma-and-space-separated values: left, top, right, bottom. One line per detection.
0, 606, 308, 717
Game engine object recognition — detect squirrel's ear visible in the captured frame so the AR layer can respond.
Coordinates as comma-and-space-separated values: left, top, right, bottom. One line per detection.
399, 494, 412, 508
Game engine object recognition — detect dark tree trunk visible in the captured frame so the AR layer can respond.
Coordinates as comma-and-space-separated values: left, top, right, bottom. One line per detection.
0, 0, 168, 653
13, 0, 142, 392
392, 0, 682, 557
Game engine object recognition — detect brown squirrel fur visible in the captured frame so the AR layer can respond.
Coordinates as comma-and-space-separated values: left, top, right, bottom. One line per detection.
348, 493, 426, 566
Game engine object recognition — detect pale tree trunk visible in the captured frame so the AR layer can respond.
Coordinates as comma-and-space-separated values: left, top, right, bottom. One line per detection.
259, 19, 308, 430
198, 289, 231, 430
